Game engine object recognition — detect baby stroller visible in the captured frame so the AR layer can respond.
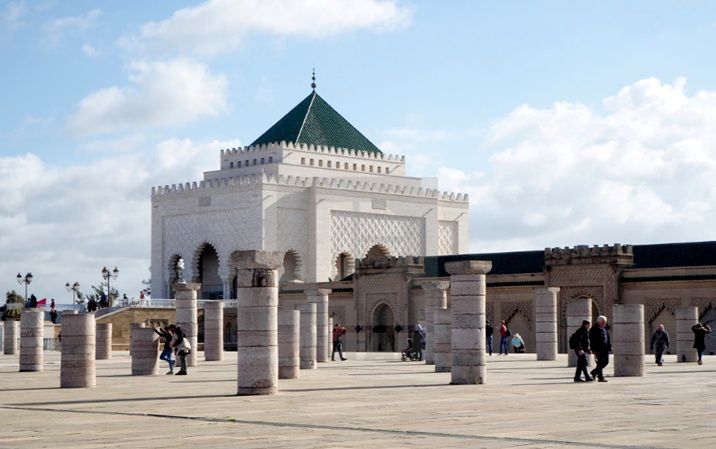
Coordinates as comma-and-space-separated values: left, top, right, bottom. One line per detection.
401, 338, 421, 361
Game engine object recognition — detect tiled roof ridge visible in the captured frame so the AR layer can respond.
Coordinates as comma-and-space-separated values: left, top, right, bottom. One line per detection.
221, 141, 404, 161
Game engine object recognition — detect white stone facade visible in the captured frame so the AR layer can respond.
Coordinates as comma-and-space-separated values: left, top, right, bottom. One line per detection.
151, 141, 469, 299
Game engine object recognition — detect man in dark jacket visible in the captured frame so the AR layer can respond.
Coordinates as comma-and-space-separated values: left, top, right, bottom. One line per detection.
486, 321, 494, 356
573, 320, 593, 382
589, 315, 611, 382
692, 322, 712, 365
650, 324, 670, 366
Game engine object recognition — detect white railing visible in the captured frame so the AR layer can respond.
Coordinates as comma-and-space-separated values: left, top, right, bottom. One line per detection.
112, 298, 237, 309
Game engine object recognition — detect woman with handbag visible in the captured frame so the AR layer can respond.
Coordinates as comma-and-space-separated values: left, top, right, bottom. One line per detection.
169, 324, 191, 375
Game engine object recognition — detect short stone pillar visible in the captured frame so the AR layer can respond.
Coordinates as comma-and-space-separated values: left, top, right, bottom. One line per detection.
20, 310, 44, 372
445, 260, 492, 385
131, 323, 159, 375
534, 287, 559, 361
174, 282, 200, 367
422, 280, 449, 365
235, 250, 283, 396
204, 301, 224, 361
3, 320, 18, 355
297, 303, 317, 369
95, 323, 112, 360
306, 289, 331, 363
278, 309, 300, 379
61, 312, 96, 388
612, 304, 645, 377
676, 306, 698, 362
566, 298, 592, 367
433, 309, 452, 373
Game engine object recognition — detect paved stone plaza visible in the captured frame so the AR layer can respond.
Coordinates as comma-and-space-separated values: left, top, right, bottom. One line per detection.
0, 352, 713, 448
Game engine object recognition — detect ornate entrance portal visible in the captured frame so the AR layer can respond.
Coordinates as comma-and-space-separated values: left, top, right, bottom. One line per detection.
371, 303, 395, 352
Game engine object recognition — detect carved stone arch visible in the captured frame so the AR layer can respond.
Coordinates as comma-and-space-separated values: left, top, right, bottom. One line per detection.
370, 302, 397, 352
334, 251, 355, 280
191, 241, 221, 282
699, 303, 715, 322
366, 244, 391, 258
503, 303, 533, 328
280, 249, 304, 283
166, 254, 183, 283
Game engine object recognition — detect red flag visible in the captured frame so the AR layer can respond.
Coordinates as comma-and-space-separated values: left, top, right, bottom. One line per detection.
36, 298, 47, 308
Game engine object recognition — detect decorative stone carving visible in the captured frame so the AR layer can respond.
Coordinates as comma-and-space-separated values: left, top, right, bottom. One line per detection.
438, 221, 458, 256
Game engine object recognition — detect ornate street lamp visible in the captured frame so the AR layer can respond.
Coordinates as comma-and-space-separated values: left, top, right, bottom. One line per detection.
16, 272, 33, 302
65, 281, 81, 304
101, 266, 119, 304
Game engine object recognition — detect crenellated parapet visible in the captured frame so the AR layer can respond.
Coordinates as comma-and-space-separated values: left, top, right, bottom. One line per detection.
545, 244, 634, 267
355, 255, 425, 275
220, 141, 405, 162
151, 173, 468, 203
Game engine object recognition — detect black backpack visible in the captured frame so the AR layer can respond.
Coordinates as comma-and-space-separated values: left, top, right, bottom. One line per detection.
569, 330, 581, 351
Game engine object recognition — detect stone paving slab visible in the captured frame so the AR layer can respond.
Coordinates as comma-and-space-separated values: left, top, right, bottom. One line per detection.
0, 352, 713, 448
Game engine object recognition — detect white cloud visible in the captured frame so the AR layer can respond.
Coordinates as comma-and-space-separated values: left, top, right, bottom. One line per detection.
44, 9, 100, 44
437, 77, 716, 252
121, 0, 411, 56
66, 59, 228, 136
0, 138, 239, 302
82, 43, 99, 57
2, 1, 27, 28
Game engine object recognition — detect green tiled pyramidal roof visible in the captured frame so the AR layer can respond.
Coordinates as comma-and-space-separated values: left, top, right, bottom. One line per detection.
250, 91, 382, 154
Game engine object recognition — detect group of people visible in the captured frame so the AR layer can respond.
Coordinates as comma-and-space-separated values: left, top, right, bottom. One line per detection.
571, 316, 712, 383
486, 320, 525, 356
153, 324, 191, 375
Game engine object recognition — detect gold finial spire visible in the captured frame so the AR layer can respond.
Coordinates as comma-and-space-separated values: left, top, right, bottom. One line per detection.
311, 68, 316, 91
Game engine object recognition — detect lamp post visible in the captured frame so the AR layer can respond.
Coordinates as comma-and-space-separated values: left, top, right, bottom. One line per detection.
65, 281, 81, 304
16, 272, 33, 303
101, 266, 119, 305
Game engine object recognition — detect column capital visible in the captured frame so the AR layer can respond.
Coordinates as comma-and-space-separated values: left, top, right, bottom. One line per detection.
305, 288, 332, 297
535, 286, 561, 294
173, 282, 201, 292
232, 250, 284, 270
421, 280, 450, 291
445, 260, 492, 276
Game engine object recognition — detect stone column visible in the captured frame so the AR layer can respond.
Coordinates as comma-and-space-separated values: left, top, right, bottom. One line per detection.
96, 323, 112, 360
445, 260, 492, 385
0, 322, 4, 351
61, 312, 96, 388
297, 303, 317, 369
534, 287, 559, 361
20, 310, 44, 372
235, 250, 283, 396
433, 308, 452, 373
612, 304, 645, 377
131, 323, 160, 375
174, 282, 200, 367
422, 280, 449, 365
566, 298, 592, 367
676, 306, 698, 362
306, 289, 331, 363
278, 309, 300, 379
3, 320, 18, 355
204, 301, 224, 361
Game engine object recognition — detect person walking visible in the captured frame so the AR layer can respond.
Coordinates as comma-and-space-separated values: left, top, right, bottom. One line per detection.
692, 322, 712, 365
154, 325, 175, 374
650, 324, 670, 366
169, 324, 190, 375
571, 320, 593, 382
486, 321, 493, 356
499, 320, 509, 355
412, 323, 425, 361
331, 323, 347, 361
589, 315, 612, 382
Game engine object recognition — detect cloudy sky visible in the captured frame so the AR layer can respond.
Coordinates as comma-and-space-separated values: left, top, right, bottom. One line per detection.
2, 0, 716, 302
